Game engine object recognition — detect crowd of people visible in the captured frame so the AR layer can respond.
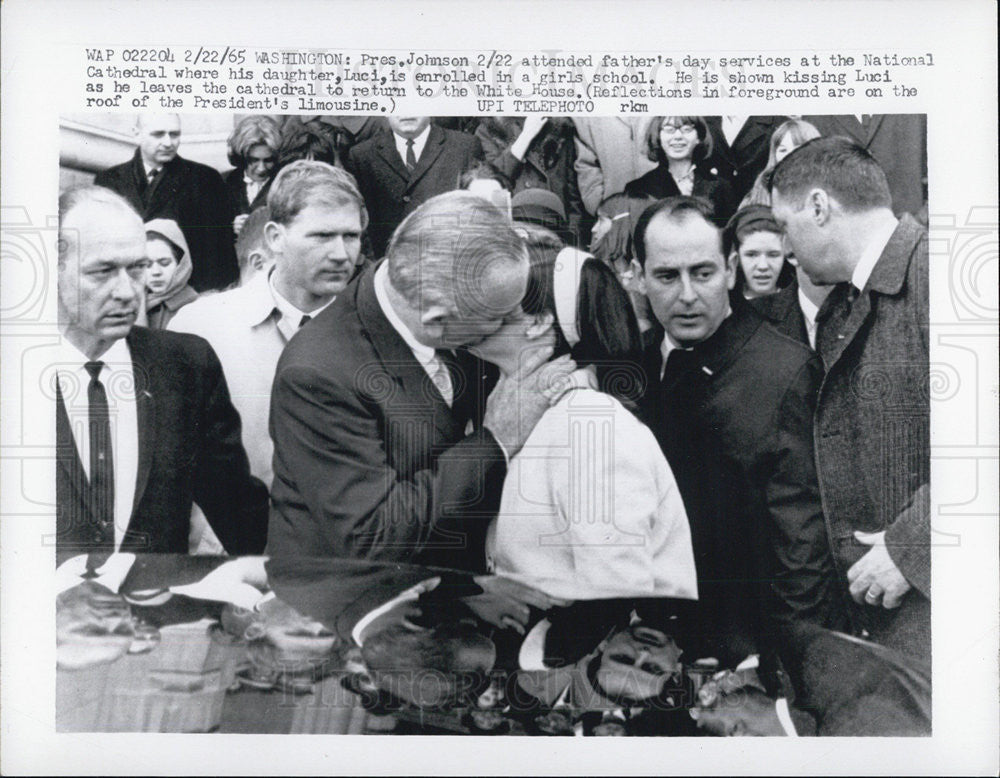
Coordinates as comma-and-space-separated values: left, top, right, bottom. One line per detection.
55, 113, 930, 736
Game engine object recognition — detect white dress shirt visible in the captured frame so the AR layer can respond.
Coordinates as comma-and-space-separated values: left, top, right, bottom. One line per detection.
244, 175, 263, 206
721, 116, 749, 147
372, 262, 453, 405
55, 337, 138, 551
393, 124, 431, 168
797, 288, 821, 349
851, 218, 899, 293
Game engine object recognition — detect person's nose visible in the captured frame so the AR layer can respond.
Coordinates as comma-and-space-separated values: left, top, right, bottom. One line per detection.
326, 237, 348, 261
677, 272, 698, 304
112, 268, 139, 301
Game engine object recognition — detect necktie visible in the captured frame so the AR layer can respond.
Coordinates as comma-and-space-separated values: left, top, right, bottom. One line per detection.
816, 284, 860, 359
405, 139, 417, 171
299, 314, 312, 329
433, 350, 458, 407
660, 348, 697, 391
148, 167, 161, 183
84, 361, 115, 549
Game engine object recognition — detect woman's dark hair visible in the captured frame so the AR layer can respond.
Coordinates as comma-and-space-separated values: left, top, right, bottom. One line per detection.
517, 223, 644, 406
645, 116, 713, 163
277, 119, 341, 169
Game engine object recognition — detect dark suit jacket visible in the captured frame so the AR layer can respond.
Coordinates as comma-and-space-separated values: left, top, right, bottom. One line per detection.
624, 164, 736, 226
778, 622, 931, 736
704, 116, 787, 204
223, 167, 271, 217
814, 215, 930, 659
267, 264, 505, 571
803, 115, 927, 219
94, 150, 238, 292
640, 302, 847, 665
56, 327, 269, 556
747, 281, 811, 347
346, 125, 482, 258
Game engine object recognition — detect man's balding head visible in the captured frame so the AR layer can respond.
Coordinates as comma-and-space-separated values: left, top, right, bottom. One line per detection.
58, 186, 148, 359
135, 114, 181, 167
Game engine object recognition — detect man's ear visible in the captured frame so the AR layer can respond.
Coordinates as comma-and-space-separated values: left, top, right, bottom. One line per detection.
630, 259, 647, 296
729, 717, 747, 736
808, 188, 832, 225
249, 250, 267, 274
418, 303, 451, 338
525, 310, 555, 339
263, 221, 284, 256
723, 252, 738, 292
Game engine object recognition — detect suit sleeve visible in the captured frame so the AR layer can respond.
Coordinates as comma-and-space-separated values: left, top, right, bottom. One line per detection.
475, 120, 522, 181
572, 121, 604, 216
191, 340, 269, 555
764, 356, 849, 631
269, 361, 506, 569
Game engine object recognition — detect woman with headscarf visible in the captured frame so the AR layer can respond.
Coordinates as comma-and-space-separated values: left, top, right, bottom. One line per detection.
142, 218, 198, 329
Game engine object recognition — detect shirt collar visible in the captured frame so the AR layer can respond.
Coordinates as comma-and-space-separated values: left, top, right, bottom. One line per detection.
373, 262, 436, 366
659, 306, 731, 374
851, 218, 898, 292
796, 287, 820, 325
268, 268, 335, 326
393, 125, 431, 165
55, 334, 132, 371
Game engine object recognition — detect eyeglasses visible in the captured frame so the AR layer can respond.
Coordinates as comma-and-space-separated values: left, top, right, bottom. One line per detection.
660, 124, 698, 137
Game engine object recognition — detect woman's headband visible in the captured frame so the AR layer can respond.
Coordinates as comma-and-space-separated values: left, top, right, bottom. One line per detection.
552, 247, 593, 347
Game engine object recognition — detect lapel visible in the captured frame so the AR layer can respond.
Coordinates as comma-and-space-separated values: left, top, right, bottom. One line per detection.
863, 114, 885, 145
55, 381, 96, 528
405, 125, 446, 191
354, 265, 463, 440
145, 156, 184, 216
730, 117, 770, 158
123, 150, 146, 207
249, 178, 271, 211
374, 132, 410, 185
705, 117, 736, 167
816, 216, 923, 370
693, 298, 765, 378
126, 329, 157, 516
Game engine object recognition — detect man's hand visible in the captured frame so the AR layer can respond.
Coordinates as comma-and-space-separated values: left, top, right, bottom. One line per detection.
465, 576, 571, 633
483, 350, 576, 458
233, 213, 249, 235
847, 530, 912, 609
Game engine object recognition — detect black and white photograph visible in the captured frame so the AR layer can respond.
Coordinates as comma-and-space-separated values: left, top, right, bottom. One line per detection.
2, 1, 997, 775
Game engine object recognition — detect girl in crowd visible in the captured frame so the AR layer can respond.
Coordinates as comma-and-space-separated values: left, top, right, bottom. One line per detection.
724, 205, 794, 300
471, 224, 698, 602
142, 219, 198, 330
625, 116, 734, 226
224, 115, 282, 235
740, 119, 822, 208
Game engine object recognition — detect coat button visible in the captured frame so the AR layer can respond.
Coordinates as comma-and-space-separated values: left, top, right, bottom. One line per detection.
402, 195, 411, 203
